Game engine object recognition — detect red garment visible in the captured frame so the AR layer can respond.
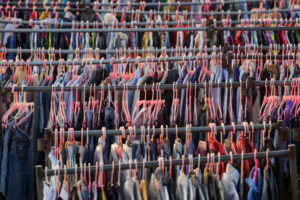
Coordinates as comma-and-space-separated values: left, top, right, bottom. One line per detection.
207, 136, 226, 178
278, 30, 287, 45
236, 134, 255, 199
235, 31, 242, 45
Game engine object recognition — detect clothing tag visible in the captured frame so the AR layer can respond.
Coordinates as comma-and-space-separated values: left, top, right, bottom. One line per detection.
60, 188, 69, 200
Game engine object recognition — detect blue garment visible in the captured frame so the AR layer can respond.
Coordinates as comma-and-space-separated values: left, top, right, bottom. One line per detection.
246, 167, 263, 200
165, 31, 171, 49
222, 69, 229, 120
127, 68, 140, 115
104, 106, 115, 165
6, 113, 34, 200
236, 69, 245, 124
39, 80, 52, 136
240, 3, 249, 19
283, 100, 293, 128
0, 121, 15, 194
6, 33, 16, 61
232, 66, 240, 123
212, 67, 223, 120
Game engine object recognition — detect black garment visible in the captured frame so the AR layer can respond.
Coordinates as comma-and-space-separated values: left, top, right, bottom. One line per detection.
208, 174, 217, 200
261, 166, 279, 200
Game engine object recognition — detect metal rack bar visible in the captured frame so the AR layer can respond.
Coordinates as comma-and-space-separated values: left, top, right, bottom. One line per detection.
39, 148, 290, 175
93, 7, 300, 15
0, 18, 297, 27
47, 123, 278, 137
0, 0, 278, 7
0, 45, 291, 55
0, 26, 299, 33
2, 80, 294, 92
0, 54, 297, 66
1, 7, 86, 12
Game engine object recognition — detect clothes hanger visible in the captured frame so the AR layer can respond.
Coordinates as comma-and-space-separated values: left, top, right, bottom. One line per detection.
231, 122, 237, 154
259, 79, 270, 119
216, 80, 223, 122
185, 81, 190, 124
188, 154, 193, 174
94, 162, 98, 189
2, 84, 21, 123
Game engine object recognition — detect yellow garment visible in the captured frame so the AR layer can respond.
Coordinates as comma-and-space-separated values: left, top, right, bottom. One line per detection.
15, 66, 27, 86
140, 179, 148, 200
269, 64, 279, 80
203, 167, 209, 186
101, 189, 107, 200
39, 11, 48, 20
141, 33, 149, 57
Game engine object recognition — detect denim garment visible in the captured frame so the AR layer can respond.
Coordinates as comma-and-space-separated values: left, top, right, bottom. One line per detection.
39, 80, 52, 135
6, 33, 16, 61
0, 121, 15, 195
6, 112, 34, 200
104, 106, 115, 164
221, 165, 240, 200
127, 68, 140, 115
232, 66, 240, 123
246, 167, 263, 200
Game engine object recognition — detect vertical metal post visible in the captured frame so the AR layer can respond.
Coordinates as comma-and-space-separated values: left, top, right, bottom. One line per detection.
276, 120, 285, 200
35, 165, 44, 200
288, 144, 298, 200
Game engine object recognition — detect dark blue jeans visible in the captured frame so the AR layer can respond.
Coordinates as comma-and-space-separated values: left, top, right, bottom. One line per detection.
6, 113, 34, 200
0, 121, 15, 195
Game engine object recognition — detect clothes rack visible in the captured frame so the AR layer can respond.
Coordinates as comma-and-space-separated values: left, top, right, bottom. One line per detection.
2, 80, 296, 92
0, 44, 296, 55
93, 7, 300, 16
0, 26, 299, 33
35, 144, 298, 200
0, 46, 292, 55
0, 18, 297, 27
0, 0, 299, 199
44, 122, 278, 137
0, 53, 297, 66
0, 0, 279, 7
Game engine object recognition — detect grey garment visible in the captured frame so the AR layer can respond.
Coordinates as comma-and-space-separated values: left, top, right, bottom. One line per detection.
261, 167, 279, 200
215, 175, 224, 200
92, 182, 98, 200
133, 180, 142, 200
67, 144, 77, 189
189, 171, 205, 200
221, 165, 240, 200
176, 172, 188, 200
202, 184, 210, 200
278, 64, 285, 99
179, 74, 191, 124
172, 139, 183, 181
109, 143, 129, 184
43, 182, 54, 200
77, 144, 85, 164
148, 171, 165, 200
148, 173, 161, 200
123, 177, 134, 200
187, 178, 194, 200
163, 186, 169, 200
252, 88, 261, 123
